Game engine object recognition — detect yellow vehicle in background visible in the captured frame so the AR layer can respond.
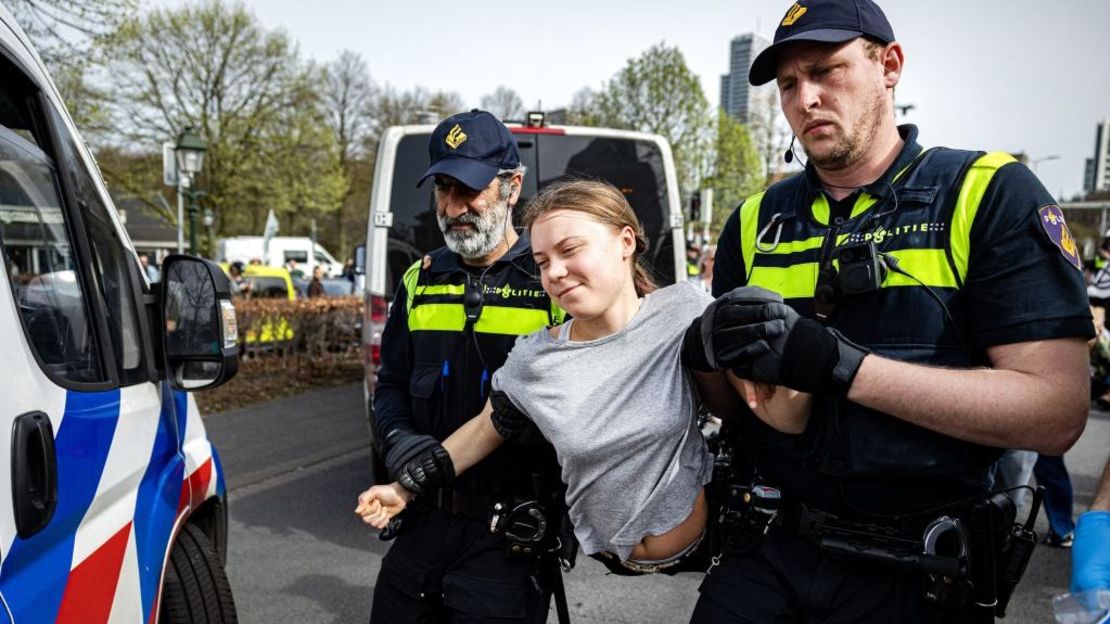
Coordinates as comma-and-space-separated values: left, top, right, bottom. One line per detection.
241, 265, 296, 300
220, 264, 296, 344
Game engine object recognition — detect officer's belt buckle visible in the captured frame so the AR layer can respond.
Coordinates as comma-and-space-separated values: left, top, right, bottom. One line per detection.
490, 499, 548, 559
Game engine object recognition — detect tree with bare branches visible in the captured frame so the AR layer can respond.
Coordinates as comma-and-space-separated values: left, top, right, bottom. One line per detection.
6, 0, 136, 68
480, 86, 524, 121
322, 50, 377, 256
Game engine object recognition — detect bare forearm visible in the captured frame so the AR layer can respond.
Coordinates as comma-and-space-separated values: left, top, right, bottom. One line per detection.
847, 351, 1087, 454
440, 402, 505, 475
1093, 457, 1110, 511
692, 370, 743, 418
724, 371, 811, 434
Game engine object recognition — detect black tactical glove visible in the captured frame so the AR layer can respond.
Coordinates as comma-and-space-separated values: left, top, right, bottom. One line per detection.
489, 390, 540, 443
384, 432, 455, 496
682, 286, 789, 373
706, 286, 870, 396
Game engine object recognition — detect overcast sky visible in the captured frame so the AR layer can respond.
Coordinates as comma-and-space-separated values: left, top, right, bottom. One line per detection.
161, 0, 1110, 199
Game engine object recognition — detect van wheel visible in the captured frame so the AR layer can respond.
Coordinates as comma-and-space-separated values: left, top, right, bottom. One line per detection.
160, 523, 238, 623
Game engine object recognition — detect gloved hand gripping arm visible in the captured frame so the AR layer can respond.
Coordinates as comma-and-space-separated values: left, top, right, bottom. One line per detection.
383, 432, 456, 497
682, 286, 869, 396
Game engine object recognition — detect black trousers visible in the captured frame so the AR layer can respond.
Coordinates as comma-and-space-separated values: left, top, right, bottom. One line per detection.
691, 531, 995, 624
370, 506, 552, 624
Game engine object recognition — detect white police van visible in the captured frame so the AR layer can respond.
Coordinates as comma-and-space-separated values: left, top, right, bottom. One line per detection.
358, 114, 687, 480
0, 7, 240, 623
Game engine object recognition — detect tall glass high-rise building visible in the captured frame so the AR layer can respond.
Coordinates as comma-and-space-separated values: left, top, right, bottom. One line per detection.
1085, 119, 1110, 194
719, 33, 771, 123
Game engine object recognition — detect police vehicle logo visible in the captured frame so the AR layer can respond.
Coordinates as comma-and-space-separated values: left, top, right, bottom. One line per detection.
782, 3, 807, 26
1038, 204, 1082, 271
445, 124, 468, 150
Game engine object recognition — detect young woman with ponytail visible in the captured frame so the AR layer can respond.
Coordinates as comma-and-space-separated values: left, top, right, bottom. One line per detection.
356, 180, 809, 572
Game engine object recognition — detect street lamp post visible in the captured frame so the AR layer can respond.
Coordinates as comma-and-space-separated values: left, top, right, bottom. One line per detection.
1032, 154, 1061, 175
203, 208, 215, 257
174, 127, 207, 255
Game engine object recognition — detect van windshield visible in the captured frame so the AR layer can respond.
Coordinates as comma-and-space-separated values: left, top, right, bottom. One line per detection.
384, 131, 675, 298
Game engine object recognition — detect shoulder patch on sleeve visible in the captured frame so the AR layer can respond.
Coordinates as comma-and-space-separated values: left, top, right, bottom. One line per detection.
1038, 204, 1083, 271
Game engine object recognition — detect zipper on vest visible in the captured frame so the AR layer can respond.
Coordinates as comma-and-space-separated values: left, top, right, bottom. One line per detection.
813, 210, 849, 320
813, 191, 864, 319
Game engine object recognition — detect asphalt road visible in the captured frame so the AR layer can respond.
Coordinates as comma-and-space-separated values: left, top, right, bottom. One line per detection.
204, 383, 1110, 623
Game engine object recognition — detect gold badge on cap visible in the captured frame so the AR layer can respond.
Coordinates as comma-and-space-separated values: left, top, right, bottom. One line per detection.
782, 3, 807, 26
445, 124, 468, 150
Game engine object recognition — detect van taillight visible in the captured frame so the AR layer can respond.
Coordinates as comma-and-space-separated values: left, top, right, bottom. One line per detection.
370, 295, 388, 323
365, 294, 388, 372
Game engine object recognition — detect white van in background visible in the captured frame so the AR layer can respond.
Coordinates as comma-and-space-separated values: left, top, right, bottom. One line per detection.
216, 235, 345, 277
358, 116, 687, 481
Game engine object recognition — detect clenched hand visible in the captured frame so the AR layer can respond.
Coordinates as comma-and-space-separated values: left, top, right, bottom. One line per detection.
355, 483, 412, 529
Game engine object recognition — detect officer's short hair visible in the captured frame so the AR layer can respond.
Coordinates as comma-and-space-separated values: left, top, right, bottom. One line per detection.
496, 165, 527, 201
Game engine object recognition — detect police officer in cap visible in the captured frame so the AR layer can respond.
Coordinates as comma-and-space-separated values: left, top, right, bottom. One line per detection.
682, 0, 1092, 621
362, 110, 561, 623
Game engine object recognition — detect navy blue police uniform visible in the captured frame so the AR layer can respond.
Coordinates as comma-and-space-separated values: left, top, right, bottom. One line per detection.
370, 111, 562, 624
684, 2, 1092, 621
695, 121, 1092, 622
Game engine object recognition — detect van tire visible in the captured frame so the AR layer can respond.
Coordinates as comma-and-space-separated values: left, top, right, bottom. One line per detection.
160, 523, 238, 623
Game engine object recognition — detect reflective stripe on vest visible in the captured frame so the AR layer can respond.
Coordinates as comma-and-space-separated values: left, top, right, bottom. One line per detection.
949, 152, 1018, 285
739, 151, 1016, 298
401, 259, 563, 335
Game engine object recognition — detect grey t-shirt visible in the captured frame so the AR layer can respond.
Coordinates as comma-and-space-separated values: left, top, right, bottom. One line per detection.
492, 281, 715, 561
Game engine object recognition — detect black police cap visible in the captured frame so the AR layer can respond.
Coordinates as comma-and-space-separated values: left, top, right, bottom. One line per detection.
417, 109, 520, 191
749, 0, 896, 86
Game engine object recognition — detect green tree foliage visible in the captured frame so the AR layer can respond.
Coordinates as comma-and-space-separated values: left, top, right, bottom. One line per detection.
96, 0, 347, 255
595, 43, 712, 191
704, 112, 763, 232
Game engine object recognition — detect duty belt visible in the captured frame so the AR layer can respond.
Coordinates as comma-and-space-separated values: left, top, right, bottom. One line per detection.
782, 502, 971, 581
424, 488, 510, 520
719, 482, 1043, 615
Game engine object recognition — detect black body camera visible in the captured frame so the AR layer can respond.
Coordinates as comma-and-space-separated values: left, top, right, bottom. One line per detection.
814, 241, 887, 316
836, 241, 887, 296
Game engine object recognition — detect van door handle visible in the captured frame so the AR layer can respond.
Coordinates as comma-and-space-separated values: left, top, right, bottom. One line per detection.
11, 411, 57, 538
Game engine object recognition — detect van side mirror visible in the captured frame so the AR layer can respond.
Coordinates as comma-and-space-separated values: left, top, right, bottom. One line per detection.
161, 255, 239, 390
354, 243, 366, 276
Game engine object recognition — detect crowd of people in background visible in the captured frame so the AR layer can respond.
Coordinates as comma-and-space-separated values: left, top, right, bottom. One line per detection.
685, 244, 715, 293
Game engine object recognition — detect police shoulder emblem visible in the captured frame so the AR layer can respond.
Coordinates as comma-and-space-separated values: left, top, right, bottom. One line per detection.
782, 3, 807, 26
1038, 204, 1082, 271
445, 124, 467, 150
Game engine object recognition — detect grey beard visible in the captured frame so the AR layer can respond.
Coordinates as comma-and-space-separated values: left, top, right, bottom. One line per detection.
438, 199, 511, 260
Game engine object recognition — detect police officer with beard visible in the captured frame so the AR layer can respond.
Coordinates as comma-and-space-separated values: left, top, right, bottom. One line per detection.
362, 110, 562, 623
682, 1, 1092, 621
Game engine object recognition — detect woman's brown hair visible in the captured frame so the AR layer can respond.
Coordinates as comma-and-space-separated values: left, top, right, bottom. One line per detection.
522, 179, 657, 296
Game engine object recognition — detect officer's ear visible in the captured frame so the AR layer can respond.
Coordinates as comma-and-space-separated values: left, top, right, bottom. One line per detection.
506, 171, 524, 205
880, 41, 904, 90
